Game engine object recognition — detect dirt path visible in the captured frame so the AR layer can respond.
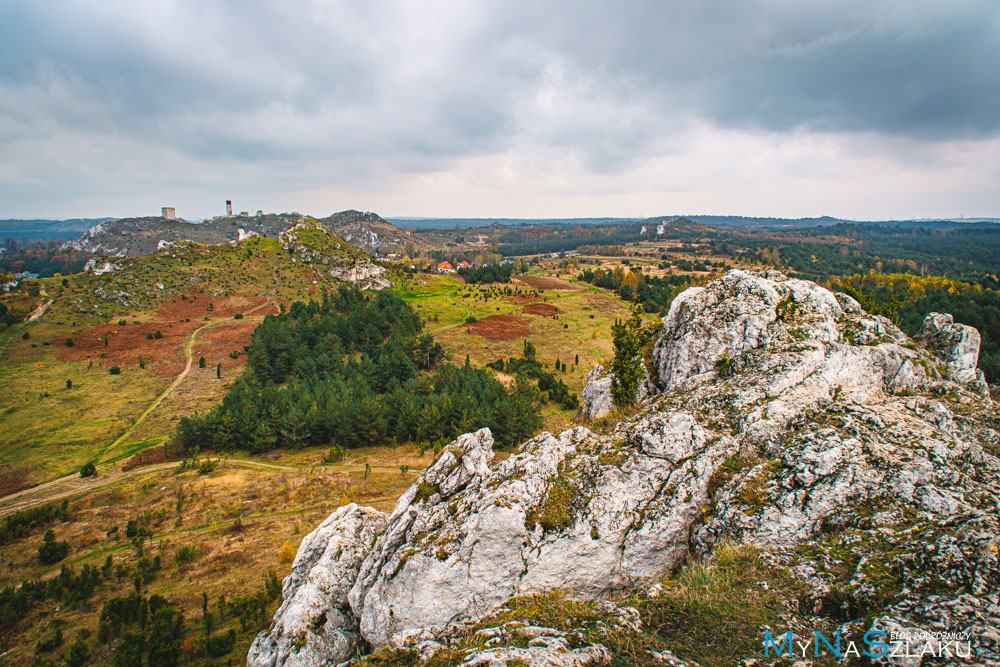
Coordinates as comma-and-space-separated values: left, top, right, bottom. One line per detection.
97, 271, 281, 462
432, 292, 474, 334
0, 458, 297, 516
96, 318, 226, 462
0, 458, 416, 517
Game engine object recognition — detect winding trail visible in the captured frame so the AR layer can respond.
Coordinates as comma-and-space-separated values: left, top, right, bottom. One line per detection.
98, 272, 282, 460
97, 319, 223, 461
0, 272, 298, 516
432, 291, 475, 333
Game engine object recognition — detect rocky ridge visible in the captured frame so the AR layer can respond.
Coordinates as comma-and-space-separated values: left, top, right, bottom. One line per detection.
60, 210, 410, 259
251, 270, 998, 666
319, 210, 414, 255
279, 219, 392, 291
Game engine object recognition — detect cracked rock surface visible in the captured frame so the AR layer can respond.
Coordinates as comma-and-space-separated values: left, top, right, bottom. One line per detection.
251, 270, 998, 665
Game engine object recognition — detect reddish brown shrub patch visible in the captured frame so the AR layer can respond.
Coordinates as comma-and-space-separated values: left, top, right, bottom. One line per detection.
521, 303, 559, 316
466, 314, 530, 341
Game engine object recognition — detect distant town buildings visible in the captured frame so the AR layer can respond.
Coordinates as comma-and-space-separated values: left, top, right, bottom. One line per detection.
456, 260, 472, 269
162, 207, 176, 220
437, 261, 454, 273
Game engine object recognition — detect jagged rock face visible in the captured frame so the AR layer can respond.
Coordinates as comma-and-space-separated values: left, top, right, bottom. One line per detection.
327, 263, 392, 291
253, 270, 998, 665
580, 364, 613, 420
83, 258, 121, 276
653, 269, 849, 391
917, 311, 989, 392
247, 504, 386, 666
320, 210, 413, 255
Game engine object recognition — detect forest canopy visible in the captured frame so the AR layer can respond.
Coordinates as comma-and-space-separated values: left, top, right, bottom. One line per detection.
176, 287, 542, 453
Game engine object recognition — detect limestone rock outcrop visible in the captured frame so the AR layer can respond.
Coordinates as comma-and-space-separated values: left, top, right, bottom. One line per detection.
581, 361, 653, 421
917, 311, 990, 394
279, 219, 392, 291
247, 505, 387, 666
251, 270, 997, 666
580, 364, 613, 420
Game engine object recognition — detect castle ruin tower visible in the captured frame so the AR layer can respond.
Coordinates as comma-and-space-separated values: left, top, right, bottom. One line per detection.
161, 207, 176, 220
226, 200, 233, 217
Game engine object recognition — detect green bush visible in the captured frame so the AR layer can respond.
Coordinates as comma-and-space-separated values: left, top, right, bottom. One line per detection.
206, 629, 236, 657
80, 461, 97, 478
38, 529, 70, 564
175, 545, 198, 564
108, 366, 121, 375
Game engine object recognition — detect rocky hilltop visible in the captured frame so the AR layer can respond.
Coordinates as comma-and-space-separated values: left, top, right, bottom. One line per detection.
319, 210, 414, 255
61, 210, 410, 258
250, 270, 998, 665
279, 219, 392, 291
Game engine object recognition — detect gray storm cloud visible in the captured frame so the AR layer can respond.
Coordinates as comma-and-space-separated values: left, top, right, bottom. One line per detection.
0, 0, 998, 218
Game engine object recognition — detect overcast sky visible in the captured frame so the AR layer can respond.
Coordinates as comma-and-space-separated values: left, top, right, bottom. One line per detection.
1, 1, 998, 220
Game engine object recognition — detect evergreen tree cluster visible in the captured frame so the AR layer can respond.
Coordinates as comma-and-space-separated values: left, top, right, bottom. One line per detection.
177, 286, 543, 452
0, 499, 70, 544
0, 302, 19, 327
37, 528, 70, 564
98, 592, 184, 666
457, 264, 512, 283
611, 308, 646, 408
579, 267, 693, 315
1, 559, 110, 626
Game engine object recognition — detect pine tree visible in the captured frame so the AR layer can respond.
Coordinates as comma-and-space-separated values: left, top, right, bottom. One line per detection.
216, 363, 221, 378
610, 306, 644, 408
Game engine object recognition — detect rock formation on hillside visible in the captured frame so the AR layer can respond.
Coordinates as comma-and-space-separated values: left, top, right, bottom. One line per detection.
580, 364, 613, 420
279, 219, 392, 291
319, 210, 414, 255
250, 270, 998, 666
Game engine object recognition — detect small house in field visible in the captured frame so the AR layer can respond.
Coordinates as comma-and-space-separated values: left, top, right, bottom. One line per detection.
437, 261, 455, 273
456, 260, 472, 269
